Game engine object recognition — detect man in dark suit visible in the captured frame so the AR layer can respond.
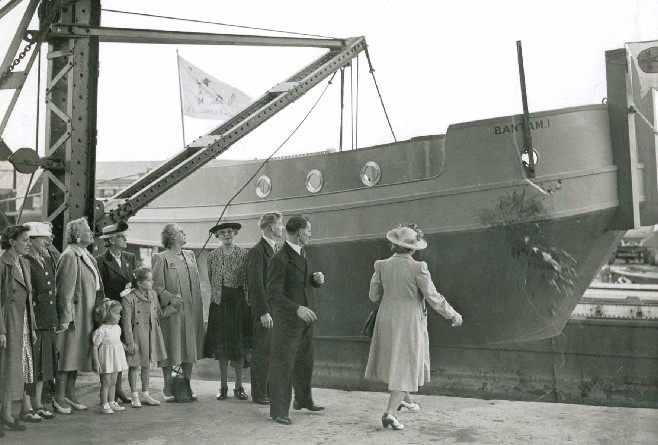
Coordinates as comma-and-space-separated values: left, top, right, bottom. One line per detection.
246, 212, 284, 405
94, 222, 141, 403
267, 214, 325, 425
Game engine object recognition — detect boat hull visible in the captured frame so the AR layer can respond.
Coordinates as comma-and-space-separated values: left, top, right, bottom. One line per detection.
124, 104, 623, 345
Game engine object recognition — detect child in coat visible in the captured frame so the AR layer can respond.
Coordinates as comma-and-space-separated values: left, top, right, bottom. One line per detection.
122, 267, 177, 408
92, 299, 129, 414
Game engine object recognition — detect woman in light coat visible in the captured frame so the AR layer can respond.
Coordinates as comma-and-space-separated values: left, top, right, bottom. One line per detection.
54, 218, 104, 414
365, 225, 463, 431
0, 225, 36, 431
152, 223, 204, 401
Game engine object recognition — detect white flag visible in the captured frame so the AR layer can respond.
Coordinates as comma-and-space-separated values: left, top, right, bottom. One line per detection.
178, 55, 252, 120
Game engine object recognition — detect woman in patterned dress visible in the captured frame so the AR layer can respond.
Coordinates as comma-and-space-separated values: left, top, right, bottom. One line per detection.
0, 225, 37, 432
203, 222, 250, 401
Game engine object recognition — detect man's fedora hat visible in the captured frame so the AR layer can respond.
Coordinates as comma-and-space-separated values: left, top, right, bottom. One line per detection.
24, 222, 52, 238
386, 226, 427, 250
209, 222, 242, 234
99, 222, 129, 239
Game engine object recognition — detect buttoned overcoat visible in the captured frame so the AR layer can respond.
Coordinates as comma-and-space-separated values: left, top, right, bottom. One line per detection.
0, 251, 36, 402
152, 249, 204, 366
364, 254, 458, 392
122, 289, 175, 367
55, 245, 104, 372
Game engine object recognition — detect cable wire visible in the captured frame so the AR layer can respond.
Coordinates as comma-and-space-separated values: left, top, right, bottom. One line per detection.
101, 8, 338, 39
196, 71, 338, 258
363, 48, 396, 142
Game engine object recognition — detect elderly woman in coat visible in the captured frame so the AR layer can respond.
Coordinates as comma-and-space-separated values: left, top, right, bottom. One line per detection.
0, 225, 37, 432
365, 224, 463, 431
54, 218, 104, 414
152, 223, 204, 401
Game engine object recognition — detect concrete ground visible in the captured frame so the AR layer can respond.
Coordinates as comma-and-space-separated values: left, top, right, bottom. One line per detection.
3, 373, 657, 445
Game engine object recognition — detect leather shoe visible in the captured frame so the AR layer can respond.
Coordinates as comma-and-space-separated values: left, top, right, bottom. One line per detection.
253, 397, 270, 405
272, 416, 292, 425
115, 391, 131, 404
2, 418, 26, 431
234, 386, 248, 400
293, 400, 324, 411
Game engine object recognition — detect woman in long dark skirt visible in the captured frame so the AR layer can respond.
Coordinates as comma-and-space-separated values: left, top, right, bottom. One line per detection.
203, 222, 250, 400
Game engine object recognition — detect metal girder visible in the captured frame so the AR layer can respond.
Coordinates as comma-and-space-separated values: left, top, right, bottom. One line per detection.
42, 0, 100, 249
0, 0, 40, 134
0, 0, 26, 20
48, 24, 347, 48
98, 36, 367, 229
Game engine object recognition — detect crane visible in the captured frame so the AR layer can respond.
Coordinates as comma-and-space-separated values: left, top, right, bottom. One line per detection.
0, 0, 367, 248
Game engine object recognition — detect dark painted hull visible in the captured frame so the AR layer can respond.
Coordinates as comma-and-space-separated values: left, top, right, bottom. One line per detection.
309, 210, 622, 346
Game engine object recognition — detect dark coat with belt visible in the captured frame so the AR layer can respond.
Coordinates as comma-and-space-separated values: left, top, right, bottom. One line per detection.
0, 251, 36, 402
25, 253, 58, 330
96, 250, 140, 302
246, 238, 275, 318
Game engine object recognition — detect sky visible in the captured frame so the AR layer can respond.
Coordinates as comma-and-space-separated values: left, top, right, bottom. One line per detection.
1, 0, 658, 163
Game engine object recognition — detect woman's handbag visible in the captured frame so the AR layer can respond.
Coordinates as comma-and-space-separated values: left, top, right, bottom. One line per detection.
170, 366, 194, 403
361, 309, 378, 337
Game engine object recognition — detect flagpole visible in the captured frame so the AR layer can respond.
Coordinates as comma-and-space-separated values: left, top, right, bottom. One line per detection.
176, 49, 187, 148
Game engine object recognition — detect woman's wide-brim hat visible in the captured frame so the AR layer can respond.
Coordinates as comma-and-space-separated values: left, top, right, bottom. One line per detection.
386, 226, 427, 250
209, 222, 242, 234
99, 222, 129, 239
24, 222, 52, 238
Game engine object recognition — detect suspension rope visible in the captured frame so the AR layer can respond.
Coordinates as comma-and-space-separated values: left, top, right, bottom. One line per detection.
17, 44, 42, 223
35, 46, 41, 153
355, 54, 359, 149
196, 71, 338, 258
363, 47, 396, 142
350, 62, 354, 150
101, 8, 338, 39
16, 171, 35, 223
339, 67, 345, 151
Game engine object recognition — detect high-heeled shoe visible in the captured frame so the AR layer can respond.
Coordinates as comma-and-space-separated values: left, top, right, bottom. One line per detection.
381, 413, 404, 430
64, 397, 88, 411
398, 400, 421, 412
52, 399, 72, 415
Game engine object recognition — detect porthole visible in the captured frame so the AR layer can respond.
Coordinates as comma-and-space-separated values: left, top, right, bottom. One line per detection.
637, 47, 658, 73
256, 175, 272, 198
360, 161, 381, 187
305, 169, 323, 193
521, 149, 540, 167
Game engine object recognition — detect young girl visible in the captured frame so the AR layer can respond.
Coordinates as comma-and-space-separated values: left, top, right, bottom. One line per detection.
92, 299, 129, 414
122, 267, 177, 408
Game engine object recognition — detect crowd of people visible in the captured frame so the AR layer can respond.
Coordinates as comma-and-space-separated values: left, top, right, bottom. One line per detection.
0, 212, 462, 436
